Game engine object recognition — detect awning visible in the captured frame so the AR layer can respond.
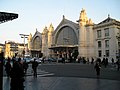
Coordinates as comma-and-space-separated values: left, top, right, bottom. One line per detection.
0, 12, 18, 24
30, 49, 42, 52
49, 45, 78, 49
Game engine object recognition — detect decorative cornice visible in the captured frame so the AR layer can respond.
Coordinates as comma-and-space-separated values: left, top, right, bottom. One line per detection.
85, 24, 94, 27
30, 49, 42, 51
96, 37, 111, 41
93, 21, 120, 29
93, 16, 120, 29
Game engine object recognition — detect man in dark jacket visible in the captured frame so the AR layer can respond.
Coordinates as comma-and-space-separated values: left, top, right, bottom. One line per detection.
94, 62, 101, 78
10, 58, 25, 90
5, 58, 11, 77
32, 59, 38, 78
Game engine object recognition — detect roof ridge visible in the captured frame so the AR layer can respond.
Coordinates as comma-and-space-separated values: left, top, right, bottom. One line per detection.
98, 16, 119, 25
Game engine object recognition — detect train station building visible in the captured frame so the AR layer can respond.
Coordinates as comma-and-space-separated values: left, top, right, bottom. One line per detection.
28, 9, 120, 62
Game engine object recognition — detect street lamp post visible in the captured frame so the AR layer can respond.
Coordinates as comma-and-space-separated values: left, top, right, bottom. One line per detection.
19, 34, 29, 58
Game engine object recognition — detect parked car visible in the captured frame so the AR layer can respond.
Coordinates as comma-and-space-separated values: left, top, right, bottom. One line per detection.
30, 57, 41, 63
23, 55, 32, 63
57, 58, 63, 63
23, 57, 31, 63
47, 57, 56, 62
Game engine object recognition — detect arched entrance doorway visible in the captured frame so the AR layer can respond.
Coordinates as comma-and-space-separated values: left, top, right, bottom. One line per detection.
31, 36, 42, 57
50, 25, 79, 62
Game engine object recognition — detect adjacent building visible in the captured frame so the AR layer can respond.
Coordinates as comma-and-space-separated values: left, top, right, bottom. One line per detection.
94, 15, 120, 61
4, 41, 26, 58
0, 43, 5, 53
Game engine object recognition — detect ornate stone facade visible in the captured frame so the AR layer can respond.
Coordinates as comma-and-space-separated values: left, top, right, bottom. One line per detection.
77, 9, 94, 59
28, 29, 42, 57
28, 9, 120, 62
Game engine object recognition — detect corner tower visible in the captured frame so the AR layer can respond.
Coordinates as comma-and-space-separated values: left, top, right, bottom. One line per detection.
77, 8, 94, 59
48, 23, 54, 57
42, 26, 48, 57
79, 8, 88, 26
48, 23, 54, 48
77, 9, 88, 58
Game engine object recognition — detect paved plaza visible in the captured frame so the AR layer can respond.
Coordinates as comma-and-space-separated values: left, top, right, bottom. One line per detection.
3, 76, 120, 90
3, 63, 120, 90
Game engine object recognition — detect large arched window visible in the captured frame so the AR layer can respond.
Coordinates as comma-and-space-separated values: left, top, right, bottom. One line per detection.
56, 26, 78, 45
33, 36, 41, 49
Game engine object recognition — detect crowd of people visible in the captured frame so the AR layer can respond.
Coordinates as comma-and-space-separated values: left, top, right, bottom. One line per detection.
77, 56, 119, 68
3, 55, 120, 89
4, 57, 39, 90
77, 56, 120, 77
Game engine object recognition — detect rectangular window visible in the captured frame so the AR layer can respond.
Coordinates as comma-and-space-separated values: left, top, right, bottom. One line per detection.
106, 50, 109, 57
105, 40, 109, 48
118, 42, 120, 48
104, 28, 109, 37
98, 50, 102, 57
98, 41, 101, 48
97, 30, 101, 38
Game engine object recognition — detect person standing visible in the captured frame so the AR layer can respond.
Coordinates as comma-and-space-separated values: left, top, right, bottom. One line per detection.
91, 57, 94, 64
116, 59, 120, 71
94, 62, 101, 78
23, 60, 28, 75
62, 57, 65, 63
105, 58, 108, 68
5, 58, 11, 77
111, 58, 114, 65
32, 59, 38, 78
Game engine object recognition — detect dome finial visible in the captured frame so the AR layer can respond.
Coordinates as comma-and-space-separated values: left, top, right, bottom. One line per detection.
63, 15, 65, 19
108, 14, 110, 18
36, 28, 37, 31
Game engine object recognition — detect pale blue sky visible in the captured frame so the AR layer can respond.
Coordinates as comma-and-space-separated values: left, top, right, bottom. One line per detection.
0, 0, 120, 44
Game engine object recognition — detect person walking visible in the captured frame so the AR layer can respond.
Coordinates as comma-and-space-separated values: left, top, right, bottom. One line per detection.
5, 58, 11, 77
91, 57, 94, 64
94, 62, 101, 78
23, 60, 28, 75
111, 58, 114, 65
32, 59, 38, 78
116, 59, 120, 71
